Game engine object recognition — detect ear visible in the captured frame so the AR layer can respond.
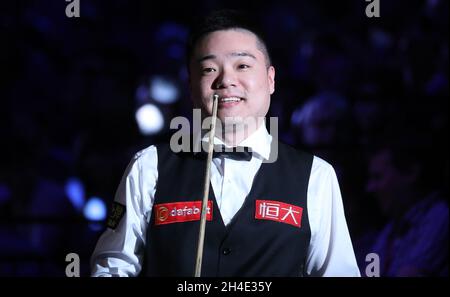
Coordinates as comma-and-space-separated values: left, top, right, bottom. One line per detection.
268, 66, 275, 95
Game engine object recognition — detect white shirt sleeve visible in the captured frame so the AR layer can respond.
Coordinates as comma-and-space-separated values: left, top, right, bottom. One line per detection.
305, 156, 361, 277
90, 146, 157, 277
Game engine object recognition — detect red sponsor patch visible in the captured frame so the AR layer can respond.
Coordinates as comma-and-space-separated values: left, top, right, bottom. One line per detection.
154, 201, 213, 226
255, 200, 303, 228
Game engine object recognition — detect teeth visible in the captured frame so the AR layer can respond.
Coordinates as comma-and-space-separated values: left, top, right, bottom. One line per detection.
220, 97, 241, 102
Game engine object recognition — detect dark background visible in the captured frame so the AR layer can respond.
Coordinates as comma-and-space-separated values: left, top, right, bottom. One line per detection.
1, 0, 448, 276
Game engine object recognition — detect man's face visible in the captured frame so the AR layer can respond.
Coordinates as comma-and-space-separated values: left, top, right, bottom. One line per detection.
366, 149, 414, 217
189, 29, 275, 128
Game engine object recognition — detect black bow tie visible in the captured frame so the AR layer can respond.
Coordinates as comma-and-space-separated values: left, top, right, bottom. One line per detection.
198, 145, 253, 161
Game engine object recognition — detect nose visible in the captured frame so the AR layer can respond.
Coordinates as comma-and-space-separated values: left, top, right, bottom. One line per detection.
214, 67, 236, 89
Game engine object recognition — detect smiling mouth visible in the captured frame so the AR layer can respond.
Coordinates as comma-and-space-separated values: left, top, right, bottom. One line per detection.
218, 97, 243, 106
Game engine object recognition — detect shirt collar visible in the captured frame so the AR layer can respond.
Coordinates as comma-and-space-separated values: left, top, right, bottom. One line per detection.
193, 122, 272, 161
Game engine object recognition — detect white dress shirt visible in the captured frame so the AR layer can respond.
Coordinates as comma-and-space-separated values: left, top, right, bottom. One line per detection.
91, 123, 361, 277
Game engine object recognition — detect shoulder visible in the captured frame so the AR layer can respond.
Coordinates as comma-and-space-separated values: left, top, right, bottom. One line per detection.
307, 155, 339, 197
276, 142, 334, 174
276, 141, 313, 163
420, 193, 449, 226
134, 144, 158, 160
128, 145, 158, 172
131, 142, 191, 170
311, 155, 335, 177
307, 155, 339, 196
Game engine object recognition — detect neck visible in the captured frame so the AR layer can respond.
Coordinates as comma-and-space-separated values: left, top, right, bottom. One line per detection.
217, 117, 265, 146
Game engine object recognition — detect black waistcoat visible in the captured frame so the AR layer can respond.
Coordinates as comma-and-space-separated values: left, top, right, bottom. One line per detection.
141, 141, 313, 276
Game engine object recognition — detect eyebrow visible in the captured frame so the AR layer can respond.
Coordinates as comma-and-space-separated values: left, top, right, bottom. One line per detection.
196, 51, 257, 63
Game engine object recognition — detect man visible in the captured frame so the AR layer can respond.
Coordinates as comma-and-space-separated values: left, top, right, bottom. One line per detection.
91, 10, 360, 277
366, 143, 448, 276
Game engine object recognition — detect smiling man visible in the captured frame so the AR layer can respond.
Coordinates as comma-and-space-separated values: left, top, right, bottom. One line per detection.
188, 27, 275, 145
91, 10, 360, 277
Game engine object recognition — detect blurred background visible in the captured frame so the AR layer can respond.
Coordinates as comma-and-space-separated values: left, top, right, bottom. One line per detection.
1, 0, 448, 276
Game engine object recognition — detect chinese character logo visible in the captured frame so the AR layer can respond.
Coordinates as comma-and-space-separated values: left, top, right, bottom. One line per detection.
255, 200, 303, 228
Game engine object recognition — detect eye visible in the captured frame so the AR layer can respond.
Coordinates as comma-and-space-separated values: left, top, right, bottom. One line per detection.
202, 67, 216, 74
238, 64, 250, 70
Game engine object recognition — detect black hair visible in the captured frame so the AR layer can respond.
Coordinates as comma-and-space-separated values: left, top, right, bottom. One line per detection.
186, 9, 271, 67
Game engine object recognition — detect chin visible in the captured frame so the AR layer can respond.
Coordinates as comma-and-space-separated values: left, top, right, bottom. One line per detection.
219, 117, 243, 127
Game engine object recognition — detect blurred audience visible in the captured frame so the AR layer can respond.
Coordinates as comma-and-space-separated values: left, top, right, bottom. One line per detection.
361, 136, 448, 276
